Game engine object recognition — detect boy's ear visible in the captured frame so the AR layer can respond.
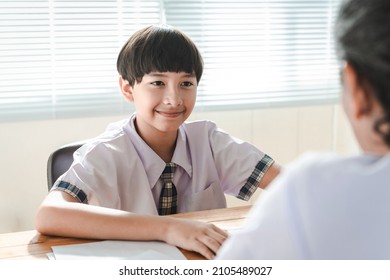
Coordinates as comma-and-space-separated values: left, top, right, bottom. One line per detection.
119, 76, 134, 102
342, 62, 372, 119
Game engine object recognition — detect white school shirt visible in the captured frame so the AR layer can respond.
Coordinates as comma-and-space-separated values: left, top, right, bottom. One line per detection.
53, 114, 273, 215
217, 152, 390, 260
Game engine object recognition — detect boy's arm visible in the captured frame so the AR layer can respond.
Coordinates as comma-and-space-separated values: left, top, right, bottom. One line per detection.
35, 191, 227, 260
258, 162, 282, 189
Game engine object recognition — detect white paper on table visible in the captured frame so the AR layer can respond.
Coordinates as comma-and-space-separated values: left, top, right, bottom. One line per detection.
51, 240, 186, 260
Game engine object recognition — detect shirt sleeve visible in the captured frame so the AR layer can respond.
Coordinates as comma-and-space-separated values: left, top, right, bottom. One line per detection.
51, 138, 125, 208
207, 121, 274, 200
237, 154, 274, 200
52, 180, 89, 203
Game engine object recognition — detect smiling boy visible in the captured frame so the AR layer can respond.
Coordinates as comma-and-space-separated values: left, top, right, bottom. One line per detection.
36, 24, 280, 259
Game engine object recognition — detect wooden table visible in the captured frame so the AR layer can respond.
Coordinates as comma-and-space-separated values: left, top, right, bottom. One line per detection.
0, 205, 251, 260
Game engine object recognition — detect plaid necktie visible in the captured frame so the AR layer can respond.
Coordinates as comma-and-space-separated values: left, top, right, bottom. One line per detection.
158, 163, 177, 215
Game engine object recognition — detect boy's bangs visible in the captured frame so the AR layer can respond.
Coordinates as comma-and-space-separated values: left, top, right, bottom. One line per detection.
140, 30, 203, 81
149, 46, 196, 75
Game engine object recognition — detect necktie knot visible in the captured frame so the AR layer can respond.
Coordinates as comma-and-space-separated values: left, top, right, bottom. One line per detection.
160, 163, 176, 184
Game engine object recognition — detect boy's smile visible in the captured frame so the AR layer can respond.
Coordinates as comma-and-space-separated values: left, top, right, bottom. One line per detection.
156, 109, 186, 118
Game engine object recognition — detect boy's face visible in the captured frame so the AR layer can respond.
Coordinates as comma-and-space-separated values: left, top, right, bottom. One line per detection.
121, 71, 197, 138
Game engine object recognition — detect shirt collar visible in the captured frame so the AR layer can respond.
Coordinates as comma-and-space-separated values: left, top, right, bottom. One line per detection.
124, 113, 192, 189
172, 125, 193, 177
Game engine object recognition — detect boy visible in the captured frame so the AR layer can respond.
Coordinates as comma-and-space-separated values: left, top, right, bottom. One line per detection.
36, 24, 280, 260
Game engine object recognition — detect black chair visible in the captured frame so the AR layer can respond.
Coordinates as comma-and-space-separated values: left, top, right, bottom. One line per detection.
47, 141, 85, 191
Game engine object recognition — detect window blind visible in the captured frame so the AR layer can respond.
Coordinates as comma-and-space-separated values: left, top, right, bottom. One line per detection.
164, 0, 341, 110
0, 0, 161, 121
0, 0, 341, 122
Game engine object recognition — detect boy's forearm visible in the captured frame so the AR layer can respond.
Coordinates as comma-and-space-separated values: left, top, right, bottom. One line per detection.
35, 202, 171, 242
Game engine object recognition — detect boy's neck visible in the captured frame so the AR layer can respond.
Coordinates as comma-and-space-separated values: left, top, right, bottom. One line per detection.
134, 120, 178, 163
150, 134, 177, 163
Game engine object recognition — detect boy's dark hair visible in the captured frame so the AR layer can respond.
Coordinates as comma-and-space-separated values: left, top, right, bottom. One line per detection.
117, 24, 203, 86
336, 0, 390, 146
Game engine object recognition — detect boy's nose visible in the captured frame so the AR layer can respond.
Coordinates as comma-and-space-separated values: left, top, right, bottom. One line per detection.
163, 87, 182, 106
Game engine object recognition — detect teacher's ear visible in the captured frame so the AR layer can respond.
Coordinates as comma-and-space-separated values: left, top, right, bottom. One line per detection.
342, 62, 373, 119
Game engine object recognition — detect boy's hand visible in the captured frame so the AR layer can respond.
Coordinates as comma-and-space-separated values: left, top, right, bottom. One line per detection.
163, 219, 229, 260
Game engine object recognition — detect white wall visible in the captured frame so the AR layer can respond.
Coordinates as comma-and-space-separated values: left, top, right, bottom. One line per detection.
0, 104, 359, 234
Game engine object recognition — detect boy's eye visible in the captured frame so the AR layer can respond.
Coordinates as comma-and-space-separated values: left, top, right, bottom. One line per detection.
151, 81, 165, 86
181, 81, 194, 87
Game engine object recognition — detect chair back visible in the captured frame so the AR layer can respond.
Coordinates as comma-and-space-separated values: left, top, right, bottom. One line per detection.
47, 142, 84, 191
